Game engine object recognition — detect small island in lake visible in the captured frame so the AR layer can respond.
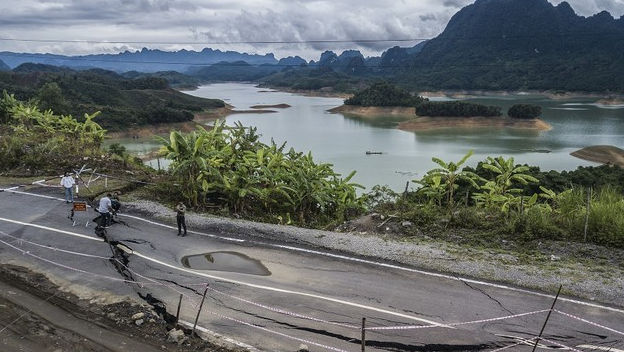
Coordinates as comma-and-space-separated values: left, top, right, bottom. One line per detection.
250, 103, 291, 109
595, 98, 624, 106
329, 82, 552, 132
571, 145, 624, 167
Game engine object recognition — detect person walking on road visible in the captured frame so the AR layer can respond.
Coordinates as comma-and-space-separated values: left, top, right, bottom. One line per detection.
97, 193, 114, 228
60, 172, 75, 204
176, 201, 187, 236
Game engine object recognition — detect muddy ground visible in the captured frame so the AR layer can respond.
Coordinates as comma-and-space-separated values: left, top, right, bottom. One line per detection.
0, 264, 245, 352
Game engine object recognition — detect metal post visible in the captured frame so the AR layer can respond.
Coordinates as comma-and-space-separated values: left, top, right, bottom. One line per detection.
531, 285, 562, 352
361, 317, 366, 352
192, 286, 209, 336
175, 294, 183, 325
105, 176, 108, 189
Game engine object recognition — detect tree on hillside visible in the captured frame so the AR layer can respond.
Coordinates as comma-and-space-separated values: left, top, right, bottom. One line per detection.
36, 82, 69, 115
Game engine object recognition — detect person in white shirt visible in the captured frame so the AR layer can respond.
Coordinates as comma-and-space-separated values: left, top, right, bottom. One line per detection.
60, 172, 75, 204
97, 193, 113, 228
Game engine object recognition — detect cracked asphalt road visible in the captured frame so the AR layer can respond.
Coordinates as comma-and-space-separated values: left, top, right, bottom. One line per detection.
1, 185, 623, 352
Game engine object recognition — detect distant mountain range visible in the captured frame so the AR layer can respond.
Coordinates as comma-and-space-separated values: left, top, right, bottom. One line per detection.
1, 0, 623, 92
0, 48, 280, 73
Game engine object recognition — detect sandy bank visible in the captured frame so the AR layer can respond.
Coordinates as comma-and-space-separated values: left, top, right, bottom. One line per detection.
328, 105, 415, 117
595, 98, 624, 106
570, 145, 624, 167
398, 116, 552, 132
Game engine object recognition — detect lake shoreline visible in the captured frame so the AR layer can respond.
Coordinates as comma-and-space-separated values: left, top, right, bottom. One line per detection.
398, 116, 552, 132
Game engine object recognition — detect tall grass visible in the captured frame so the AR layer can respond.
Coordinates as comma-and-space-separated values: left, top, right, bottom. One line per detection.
538, 185, 624, 247
586, 186, 624, 247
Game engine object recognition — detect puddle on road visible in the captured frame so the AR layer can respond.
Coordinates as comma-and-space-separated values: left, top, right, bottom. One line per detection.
181, 251, 271, 276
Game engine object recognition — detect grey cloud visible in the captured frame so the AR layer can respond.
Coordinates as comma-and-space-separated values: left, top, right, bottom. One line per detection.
2, 0, 624, 60
442, 0, 472, 8
419, 13, 438, 21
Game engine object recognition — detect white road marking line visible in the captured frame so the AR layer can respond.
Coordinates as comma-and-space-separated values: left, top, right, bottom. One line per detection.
496, 334, 557, 349
261, 244, 624, 315
5, 189, 624, 315
577, 345, 624, 352
1, 188, 64, 201
0, 217, 103, 242
119, 214, 245, 242
128, 248, 448, 327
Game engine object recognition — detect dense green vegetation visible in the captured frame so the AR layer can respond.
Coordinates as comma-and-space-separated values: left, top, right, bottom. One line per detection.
0, 91, 144, 174
415, 101, 503, 117
0, 64, 225, 131
154, 121, 364, 226
259, 67, 365, 93
369, 151, 624, 249
344, 81, 426, 107
192, 61, 281, 82
507, 103, 542, 119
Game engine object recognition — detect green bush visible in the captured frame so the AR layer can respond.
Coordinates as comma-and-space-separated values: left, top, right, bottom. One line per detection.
510, 207, 565, 242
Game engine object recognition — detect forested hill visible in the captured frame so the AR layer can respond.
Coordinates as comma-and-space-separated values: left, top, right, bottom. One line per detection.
394, 0, 624, 92
0, 64, 225, 131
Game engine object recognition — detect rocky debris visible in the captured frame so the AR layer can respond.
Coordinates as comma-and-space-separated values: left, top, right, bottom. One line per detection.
167, 328, 187, 345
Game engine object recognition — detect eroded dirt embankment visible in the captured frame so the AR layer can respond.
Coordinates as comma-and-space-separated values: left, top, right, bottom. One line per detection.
0, 264, 241, 352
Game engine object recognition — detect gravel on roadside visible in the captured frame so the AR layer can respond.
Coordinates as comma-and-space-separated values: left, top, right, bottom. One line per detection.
125, 200, 624, 309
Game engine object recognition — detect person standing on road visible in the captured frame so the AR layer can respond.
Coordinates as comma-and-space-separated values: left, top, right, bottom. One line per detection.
97, 193, 113, 228
60, 172, 75, 204
175, 201, 187, 236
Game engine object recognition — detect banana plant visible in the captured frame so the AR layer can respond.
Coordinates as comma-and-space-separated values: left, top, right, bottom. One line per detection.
481, 156, 539, 195
413, 174, 446, 206
417, 150, 481, 207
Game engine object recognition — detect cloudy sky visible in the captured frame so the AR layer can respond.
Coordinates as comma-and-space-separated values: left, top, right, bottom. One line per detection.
1, 0, 623, 61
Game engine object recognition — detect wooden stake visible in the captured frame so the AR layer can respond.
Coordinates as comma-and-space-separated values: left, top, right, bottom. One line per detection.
175, 294, 183, 325
192, 286, 208, 336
